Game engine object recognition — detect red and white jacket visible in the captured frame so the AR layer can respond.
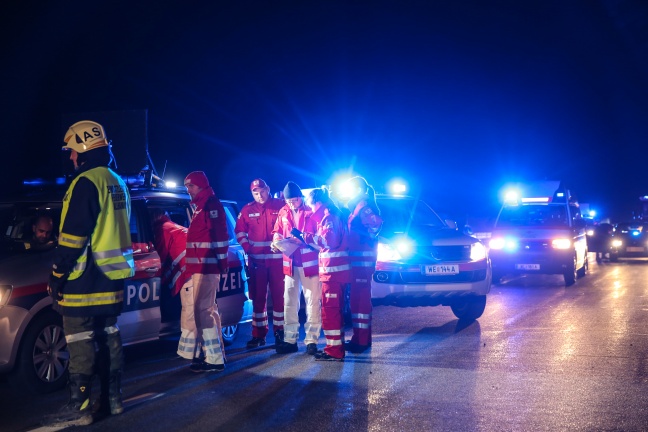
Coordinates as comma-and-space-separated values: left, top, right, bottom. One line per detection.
153, 215, 190, 296
186, 187, 229, 275
302, 204, 350, 283
235, 197, 284, 264
347, 196, 383, 274
272, 203, 319, 277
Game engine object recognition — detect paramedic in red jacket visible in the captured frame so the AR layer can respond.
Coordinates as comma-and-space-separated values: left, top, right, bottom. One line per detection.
184, 171, 228, 372
344, 176, 383, 353
272, 182, 321, 355
150, 209, 198, 364
235, 178, 285, 348
298, 188, 350, 361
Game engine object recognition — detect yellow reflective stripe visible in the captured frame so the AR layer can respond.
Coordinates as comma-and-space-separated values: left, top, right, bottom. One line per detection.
59, 232, 87, 249
59, 290, 124, 307
93, 247, 134, 260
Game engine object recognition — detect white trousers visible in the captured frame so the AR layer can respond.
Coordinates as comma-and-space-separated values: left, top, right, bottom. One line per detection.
177, 279, 197, 359
192, 273, 224, 365
283, 266, 322, 345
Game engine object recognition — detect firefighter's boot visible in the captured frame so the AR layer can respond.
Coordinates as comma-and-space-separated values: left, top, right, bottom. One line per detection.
42, 374, 93, 427
108, 371, 124, 414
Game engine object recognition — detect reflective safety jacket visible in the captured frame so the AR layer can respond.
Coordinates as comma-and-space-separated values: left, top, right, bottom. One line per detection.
153, 215, 190, 296
272, 203, 319, 277
55, 164, 135, 316
302, 203, 350, 283
186, 187, 229, 275
235, 197, 283, 264
347, 196, 383, 274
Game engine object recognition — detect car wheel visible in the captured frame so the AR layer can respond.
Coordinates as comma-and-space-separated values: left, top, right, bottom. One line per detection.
450, 295, 486, 321
564, 255, 577, 286
8, 311, 69, 394
221, 324, 238, 346
577, 254, 588, 278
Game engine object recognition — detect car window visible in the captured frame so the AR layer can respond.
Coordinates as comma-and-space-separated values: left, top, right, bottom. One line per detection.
0, 202, 61, 256
221, 202, 240, 245
146, 199, 192, 228
497, 204, 569, 228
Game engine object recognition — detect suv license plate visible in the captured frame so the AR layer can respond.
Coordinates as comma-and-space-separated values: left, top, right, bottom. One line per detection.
424, 264, 459, 275
516, 264, 540, 270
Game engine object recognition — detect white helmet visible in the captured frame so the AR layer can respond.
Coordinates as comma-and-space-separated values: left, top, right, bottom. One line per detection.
63, 120, 109, 153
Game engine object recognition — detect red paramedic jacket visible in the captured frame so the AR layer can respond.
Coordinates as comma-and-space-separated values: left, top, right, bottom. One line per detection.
153, 215, 190, 296
302, 203, 351, 283
347, 196, 383, 273
235, 197, 284, 264
272, 203, 319, 277
186, 187, 229, 275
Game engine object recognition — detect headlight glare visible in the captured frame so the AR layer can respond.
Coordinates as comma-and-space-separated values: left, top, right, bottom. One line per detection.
470, 242, 487, 261
551, 238, 572, 249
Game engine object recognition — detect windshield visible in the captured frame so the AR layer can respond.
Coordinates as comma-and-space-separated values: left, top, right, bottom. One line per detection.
377, 197, 446, 232
496, 204, 568, 228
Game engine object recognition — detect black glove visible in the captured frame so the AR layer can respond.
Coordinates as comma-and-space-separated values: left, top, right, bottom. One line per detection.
47, 273, 65, 302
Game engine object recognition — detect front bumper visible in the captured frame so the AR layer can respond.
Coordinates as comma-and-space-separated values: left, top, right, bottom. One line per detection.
371, 259, 491, 304
490, 249, 573, 275
0, 305, 30, 373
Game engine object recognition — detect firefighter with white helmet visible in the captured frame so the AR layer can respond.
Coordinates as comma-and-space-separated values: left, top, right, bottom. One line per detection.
43, 120, 134, 427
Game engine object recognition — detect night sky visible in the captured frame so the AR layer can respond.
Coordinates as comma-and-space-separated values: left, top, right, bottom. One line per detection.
3, 0, 647, 226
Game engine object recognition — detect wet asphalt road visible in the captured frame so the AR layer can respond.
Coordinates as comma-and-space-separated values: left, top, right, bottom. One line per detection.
2, 253, 648, 431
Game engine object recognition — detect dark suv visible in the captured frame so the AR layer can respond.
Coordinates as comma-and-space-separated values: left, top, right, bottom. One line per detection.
488, 183, 588, 286
0, 179, 251, 393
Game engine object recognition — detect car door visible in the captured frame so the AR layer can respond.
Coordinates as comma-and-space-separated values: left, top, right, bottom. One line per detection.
118, 198, 162, 345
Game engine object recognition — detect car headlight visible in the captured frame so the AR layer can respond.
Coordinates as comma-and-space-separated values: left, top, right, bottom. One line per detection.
489, 237, 518, 251
612, 239, 623, 248
587, 229, 594, 236
470, 242, 487, 261
551, 238, 572, 249
377, 238, 415, 262
0, 284, 12, 307
377, 242, 402, 262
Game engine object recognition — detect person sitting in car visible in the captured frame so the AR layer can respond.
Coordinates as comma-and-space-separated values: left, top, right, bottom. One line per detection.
23, 215, 56, 251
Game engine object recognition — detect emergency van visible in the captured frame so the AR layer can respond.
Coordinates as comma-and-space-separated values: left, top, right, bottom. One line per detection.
0, 175, 252, 393
488, 181, 588, 286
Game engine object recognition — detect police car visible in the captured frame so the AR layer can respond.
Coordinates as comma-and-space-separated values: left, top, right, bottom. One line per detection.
488, 181, 588, 286
0, 176, 251, 393
370, 195, 492, 321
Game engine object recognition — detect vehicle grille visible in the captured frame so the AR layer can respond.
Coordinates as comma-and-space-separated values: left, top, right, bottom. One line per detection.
412, 245, 470, 263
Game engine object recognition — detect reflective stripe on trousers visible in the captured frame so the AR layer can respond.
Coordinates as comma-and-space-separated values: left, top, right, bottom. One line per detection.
283, 266, 322, 345
192, 273, 224, 365
177, 279, 198, 359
